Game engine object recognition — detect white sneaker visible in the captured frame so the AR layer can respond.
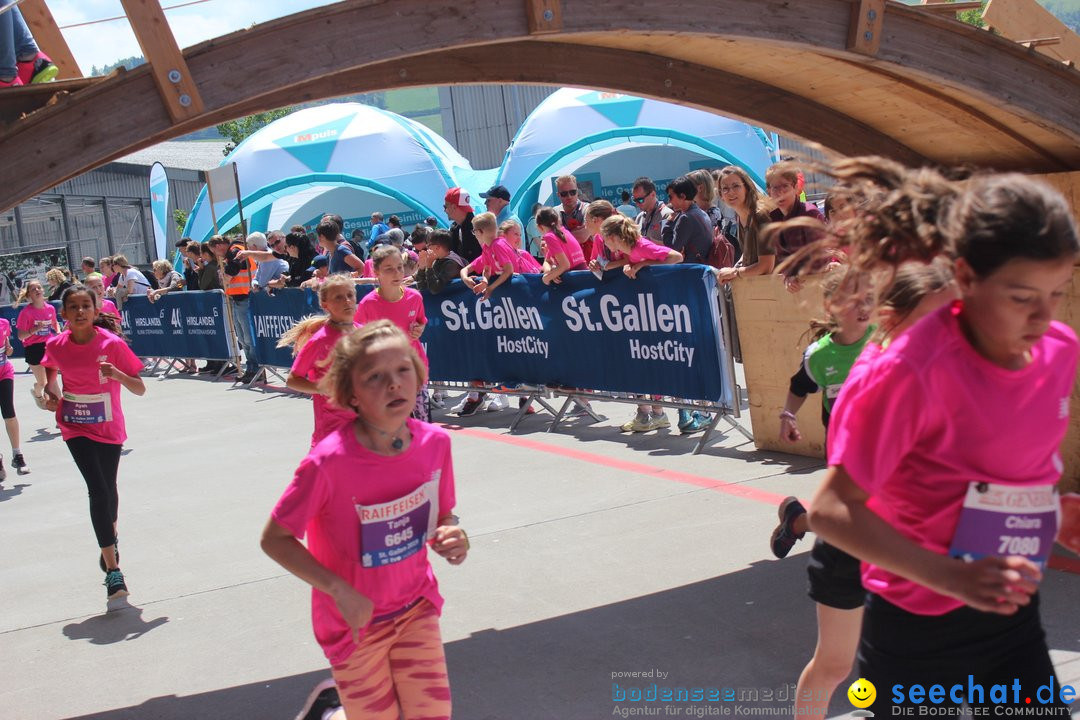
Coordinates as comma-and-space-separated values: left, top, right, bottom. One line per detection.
449, 397, 469, 414
485, 394, 510, 411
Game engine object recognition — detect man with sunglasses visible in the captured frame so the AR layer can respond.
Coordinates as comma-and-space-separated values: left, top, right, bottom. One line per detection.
630, 176, 673, 244
555, 175, 591, 247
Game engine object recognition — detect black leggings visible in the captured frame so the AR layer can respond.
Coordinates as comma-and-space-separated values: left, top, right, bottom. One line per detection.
859, 593, 1069, 715
0, 377, 13, 419
66, 436, 123, 549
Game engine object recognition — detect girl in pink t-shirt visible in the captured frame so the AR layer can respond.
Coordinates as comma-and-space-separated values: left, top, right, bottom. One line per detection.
0, 317, 28, 477
354, 245, 429, 421
84, 273, 119, 320
459, 212, 517, 301
280, 275, 361, 448
809, 163, 1080, 716
262, 320, 467, 720
499, 219, 543, 273
535, 207, 587, 285
41, 284, 146, 602
15, 279, 59, 408
584, 200, 624, 275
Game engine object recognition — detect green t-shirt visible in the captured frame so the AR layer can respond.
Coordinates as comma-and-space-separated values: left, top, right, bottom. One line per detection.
802, 325, 876, 416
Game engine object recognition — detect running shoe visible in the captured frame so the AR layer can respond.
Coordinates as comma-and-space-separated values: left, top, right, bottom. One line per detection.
485, 394, 509, 412
647, 413, 671, 431
104, 569, 129, 600
770, 496, 807, 559
620, 412, 652, 432
517, 397, 536, 415
0, 75, 23, 88
677, 408, 693, 432
294, 678, 341, 720
17, 53, 58, 85
680, 411, 711, 435
0, 455, 6, 482
457, 398, 483, 417
12, 453, 28, 475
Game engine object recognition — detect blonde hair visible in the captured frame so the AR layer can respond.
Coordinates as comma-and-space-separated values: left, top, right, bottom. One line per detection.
585, 199, 616, 221
277, 275, 357, 355
600, 214, 640, 250
498, 219, 520, 237
318, 320, 427, 412
16, 279, 43, 304
555, 174, 577, 187
112, 254, 132, 269
45, 267, 67, 286
472, 212, 497, 234
688, 169, 717, 205
152, 259, 173, 275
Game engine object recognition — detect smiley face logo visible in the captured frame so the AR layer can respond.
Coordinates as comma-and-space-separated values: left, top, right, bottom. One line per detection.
848, 678, 876, 709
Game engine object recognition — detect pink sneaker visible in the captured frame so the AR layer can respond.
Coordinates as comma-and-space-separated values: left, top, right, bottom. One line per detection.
17, 52, 58, 85
0, 75, 24, 89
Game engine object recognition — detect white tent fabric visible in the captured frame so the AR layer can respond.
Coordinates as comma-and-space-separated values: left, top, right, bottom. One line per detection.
182, 103, 474, 242
495, 88, 777, 219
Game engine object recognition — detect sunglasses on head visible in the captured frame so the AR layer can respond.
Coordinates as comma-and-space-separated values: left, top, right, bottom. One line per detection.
558, 189, 578, 198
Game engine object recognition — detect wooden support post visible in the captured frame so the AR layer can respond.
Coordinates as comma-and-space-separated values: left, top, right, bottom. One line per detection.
847, 0, 885, 57
118, 0, 204, 123
1016, 37, 1063, 48
526, 0, 562, 35
19, 0, 82, 78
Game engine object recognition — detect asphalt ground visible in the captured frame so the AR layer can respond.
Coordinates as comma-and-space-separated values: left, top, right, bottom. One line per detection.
1, 367, 1077, 720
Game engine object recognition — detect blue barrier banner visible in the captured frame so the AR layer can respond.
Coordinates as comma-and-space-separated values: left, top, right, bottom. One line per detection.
120, 291, 232, 359
422, 265, 730, 403
249, 288, 323, 368
2, 301, 63, 358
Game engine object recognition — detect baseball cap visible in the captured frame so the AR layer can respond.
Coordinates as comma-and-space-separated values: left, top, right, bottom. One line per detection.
444, 187, 472, 210
480, 185, 511, 202
308, 255, 329, 271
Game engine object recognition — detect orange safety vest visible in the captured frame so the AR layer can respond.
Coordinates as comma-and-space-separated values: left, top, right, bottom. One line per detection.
224, 242, 254, 297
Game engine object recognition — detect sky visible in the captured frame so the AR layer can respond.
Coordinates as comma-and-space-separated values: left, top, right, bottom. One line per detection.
50, 0, 328, 72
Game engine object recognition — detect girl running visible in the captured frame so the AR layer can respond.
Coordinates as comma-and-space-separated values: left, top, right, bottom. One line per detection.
41, 284, 145, 600
16, 279, 59, 409
809, 159, 1080, 715
778, 259, 958, 719
0, 313, 28, 478
354, 245, 429, 422
280, 275, 360, 448
262, 319, 468, 720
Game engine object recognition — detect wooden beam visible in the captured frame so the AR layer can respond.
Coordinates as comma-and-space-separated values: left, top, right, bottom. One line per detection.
1017, 37, 1062, 48
18, 0, 81, 78
848, 0, 885, 56
525, 0, 561, 35
918, 2, 984, 13
118, 0, 203, 122
984, 0, 1080, 65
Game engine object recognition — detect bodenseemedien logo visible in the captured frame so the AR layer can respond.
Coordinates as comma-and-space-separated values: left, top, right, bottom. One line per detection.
848, 678, 876, 717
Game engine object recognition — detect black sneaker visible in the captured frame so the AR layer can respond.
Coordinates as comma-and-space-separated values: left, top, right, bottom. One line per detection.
770, 496, 807, 559
294, 678, 341, 720
12, 453, 27, 474
457, 398, 483, 417
99, 541, 119, 574
104, 569, 129, 600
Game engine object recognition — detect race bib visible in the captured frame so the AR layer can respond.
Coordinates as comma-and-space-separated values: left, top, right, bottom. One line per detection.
61, 392, 113, 424
34, 326, 51, 336
948, 482, 1058, 568
355, 479, 439, 568
0, 353, 7, 366
825, 383, 843, 399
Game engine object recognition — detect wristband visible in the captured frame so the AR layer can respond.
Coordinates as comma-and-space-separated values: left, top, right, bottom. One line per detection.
460, 528, 470, 551
779, 410, 797, 421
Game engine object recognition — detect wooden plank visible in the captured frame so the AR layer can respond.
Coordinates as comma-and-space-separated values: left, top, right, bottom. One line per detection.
0, 76, 98, 126
118, 0, 204, 122
730, 275, 826, 459
917, 2, 984, 13
984, 0, 1080, 66
18, 0, 81, 78
526, 0, 561, 35
847, 0, 885, 56
1017, 37, 1062, 48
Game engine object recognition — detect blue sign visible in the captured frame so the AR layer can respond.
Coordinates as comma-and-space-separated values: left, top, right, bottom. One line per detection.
2, 301, 62, 358
422, 265, 730, 403
249, 288, 324, 368
120, 291, 232, 359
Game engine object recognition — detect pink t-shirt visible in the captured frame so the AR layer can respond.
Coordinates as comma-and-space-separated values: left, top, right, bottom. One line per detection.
627, 237, 673, 264
0, 320, 14, 382
517, 248, 543, 273
41, 328, 144, 445
100, 299, 119, 318
16, 304, 57, 346
467, 237, 519, 276
291, 322, 359, 447
354, 287, 428, 368
827, 304, 1079, 615
270, 419, 456, 664
362, 258, 375, 279
542, 228, 587, 270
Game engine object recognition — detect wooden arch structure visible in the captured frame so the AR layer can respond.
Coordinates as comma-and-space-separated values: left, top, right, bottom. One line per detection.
1, 0, 1080, 214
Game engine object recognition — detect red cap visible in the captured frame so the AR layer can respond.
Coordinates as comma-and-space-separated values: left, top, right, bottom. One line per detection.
444, 187, 471, 210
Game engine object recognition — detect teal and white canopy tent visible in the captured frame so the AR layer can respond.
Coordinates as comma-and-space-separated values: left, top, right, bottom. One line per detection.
182, 103, 475, 242
495, 88, 778, 224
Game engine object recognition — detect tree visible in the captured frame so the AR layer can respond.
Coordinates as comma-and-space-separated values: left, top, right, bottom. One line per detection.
216, 108, 295, 156
174, 209, 189, 236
